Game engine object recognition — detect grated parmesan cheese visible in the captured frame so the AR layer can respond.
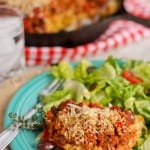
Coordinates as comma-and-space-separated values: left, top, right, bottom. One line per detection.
57, 103, 122, 144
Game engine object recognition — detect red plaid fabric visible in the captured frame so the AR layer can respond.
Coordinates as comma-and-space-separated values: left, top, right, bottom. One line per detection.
124, 0, 150, 19
25, 19, 150, 66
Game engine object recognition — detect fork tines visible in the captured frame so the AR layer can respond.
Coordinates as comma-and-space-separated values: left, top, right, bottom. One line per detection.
40, 79, 64, 96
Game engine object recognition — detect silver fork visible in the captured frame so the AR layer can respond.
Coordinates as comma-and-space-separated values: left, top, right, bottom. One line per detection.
0, 79, 64, 150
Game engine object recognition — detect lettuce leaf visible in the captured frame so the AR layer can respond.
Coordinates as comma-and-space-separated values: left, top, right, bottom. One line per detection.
135, 101, 150, 124
63, 79, 91, 102
74, 59, 93, 82
41, 90, 72, 112
49, 61, 74, 79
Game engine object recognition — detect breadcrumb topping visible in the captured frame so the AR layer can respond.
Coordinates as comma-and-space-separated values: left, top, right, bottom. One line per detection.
44, 100, 142, 150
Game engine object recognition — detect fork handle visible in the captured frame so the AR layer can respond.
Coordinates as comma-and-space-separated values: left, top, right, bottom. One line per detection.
0, 125, 20, 150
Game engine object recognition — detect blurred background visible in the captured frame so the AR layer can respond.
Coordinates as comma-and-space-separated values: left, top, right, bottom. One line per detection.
0, 0, 150, 67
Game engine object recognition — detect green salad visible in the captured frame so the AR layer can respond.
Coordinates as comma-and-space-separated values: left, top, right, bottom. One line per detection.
40, 56, 150, 150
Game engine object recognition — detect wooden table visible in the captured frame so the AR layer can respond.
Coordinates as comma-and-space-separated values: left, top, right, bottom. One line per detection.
0, 66, 49, 132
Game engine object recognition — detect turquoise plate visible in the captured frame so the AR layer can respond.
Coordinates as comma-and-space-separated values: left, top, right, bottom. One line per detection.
4, 60, 104, 150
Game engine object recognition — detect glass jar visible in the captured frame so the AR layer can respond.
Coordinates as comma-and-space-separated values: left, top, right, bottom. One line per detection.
0, 4, 25, 82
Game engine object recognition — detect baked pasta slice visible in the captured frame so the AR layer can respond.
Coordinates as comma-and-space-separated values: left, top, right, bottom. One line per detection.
39, 100, 145, 150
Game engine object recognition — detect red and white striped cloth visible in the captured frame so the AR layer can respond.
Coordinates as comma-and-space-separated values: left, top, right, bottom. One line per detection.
124, 0, 150, 19
25, 19, 150, 66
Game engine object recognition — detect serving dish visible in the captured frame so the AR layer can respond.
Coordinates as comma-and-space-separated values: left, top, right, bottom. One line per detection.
5, 0, 149, 48
4, 60, 103, 150
25, 11, 150, 47
17, 0, 122, 47
25, 18, 112, 47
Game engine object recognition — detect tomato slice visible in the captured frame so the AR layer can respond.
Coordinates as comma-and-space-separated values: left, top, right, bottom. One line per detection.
122, 70, 143, 84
